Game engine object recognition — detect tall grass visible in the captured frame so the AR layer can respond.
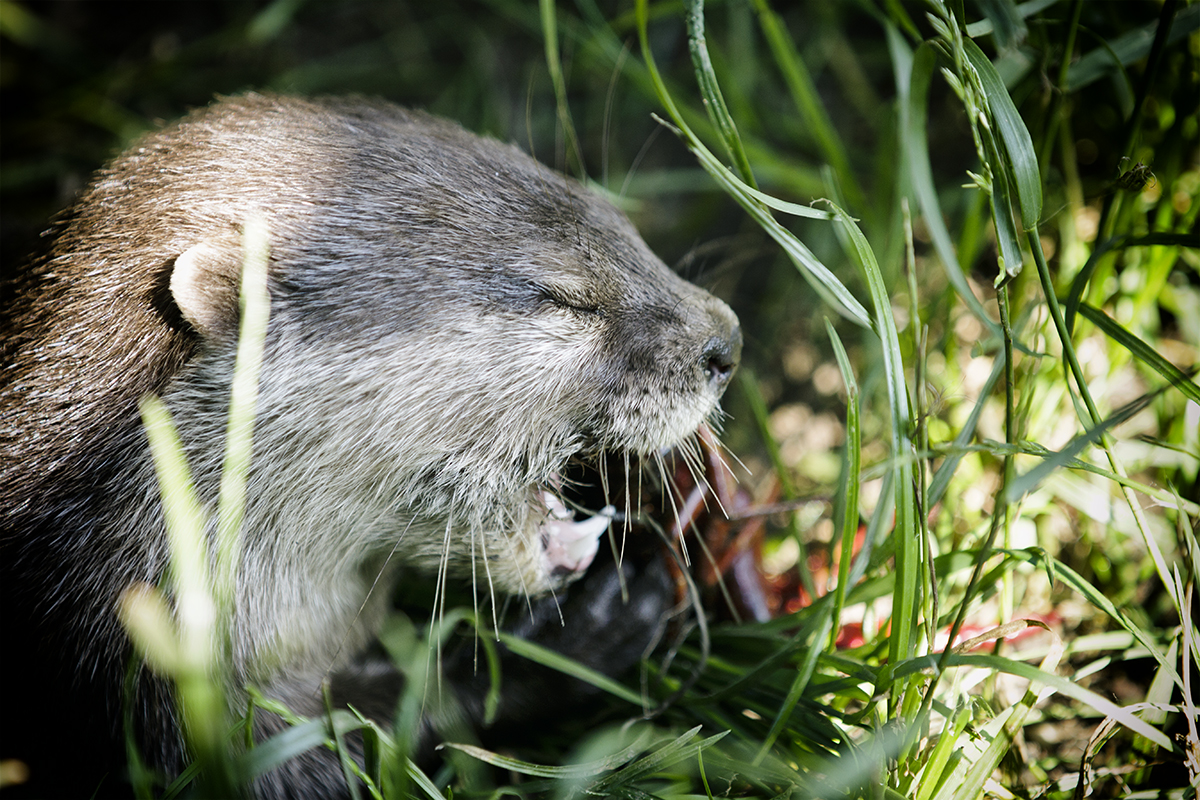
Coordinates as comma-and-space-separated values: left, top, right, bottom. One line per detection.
436, 0, 1198, 797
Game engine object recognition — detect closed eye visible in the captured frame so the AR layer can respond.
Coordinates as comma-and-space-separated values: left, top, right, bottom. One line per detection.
536, 285, 601, 316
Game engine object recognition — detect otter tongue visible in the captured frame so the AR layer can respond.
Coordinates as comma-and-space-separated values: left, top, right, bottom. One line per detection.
539, 491, 614, 574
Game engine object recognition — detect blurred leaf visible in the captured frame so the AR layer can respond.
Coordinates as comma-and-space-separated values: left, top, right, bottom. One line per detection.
246, 0, 309, 44
240, 718, 334, 780
0, 0, 44, 45
971, 0, 1026, 51
827, 200, 919, 672
1078, 303, 1200, 405
1067, 4, 1200, 91
965, 0, 1056, 39
540, 0, 585, 178
497, 631, 643, 705
889, 30, 999, 335
444, 727, 656, 779
750, 0, 867, 213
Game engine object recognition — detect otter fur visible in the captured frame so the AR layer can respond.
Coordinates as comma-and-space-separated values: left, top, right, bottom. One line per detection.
0, 94, 740, 797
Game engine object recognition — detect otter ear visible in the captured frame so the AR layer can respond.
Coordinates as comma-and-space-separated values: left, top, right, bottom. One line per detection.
170, 241, 243, 340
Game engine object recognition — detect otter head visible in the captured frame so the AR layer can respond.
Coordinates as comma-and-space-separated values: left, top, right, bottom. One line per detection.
115, 96, 740, 627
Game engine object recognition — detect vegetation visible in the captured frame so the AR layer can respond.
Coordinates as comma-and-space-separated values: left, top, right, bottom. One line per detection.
2, 0, 1197, 797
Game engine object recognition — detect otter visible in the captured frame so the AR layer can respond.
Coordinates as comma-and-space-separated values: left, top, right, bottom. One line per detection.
0, 94, 740, 798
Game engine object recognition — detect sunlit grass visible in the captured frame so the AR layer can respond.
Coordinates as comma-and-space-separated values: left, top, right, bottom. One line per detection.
462, 0, 1199, 797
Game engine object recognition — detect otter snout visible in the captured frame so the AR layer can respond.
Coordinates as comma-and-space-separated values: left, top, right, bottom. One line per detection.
697, 298, 742, 395
702, 326, 742, 393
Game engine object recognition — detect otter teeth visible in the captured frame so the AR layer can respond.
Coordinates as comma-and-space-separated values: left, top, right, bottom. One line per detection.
539, 491, 614, 574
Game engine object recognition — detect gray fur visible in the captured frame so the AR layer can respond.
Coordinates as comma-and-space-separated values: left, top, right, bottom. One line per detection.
0, 94, 740, 795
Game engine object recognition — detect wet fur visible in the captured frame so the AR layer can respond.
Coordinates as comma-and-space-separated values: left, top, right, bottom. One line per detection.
0, 94, 739, 797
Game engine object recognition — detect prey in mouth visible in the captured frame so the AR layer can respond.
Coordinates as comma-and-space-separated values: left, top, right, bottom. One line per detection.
537, 488, 615, 578
516, 421, 727, 597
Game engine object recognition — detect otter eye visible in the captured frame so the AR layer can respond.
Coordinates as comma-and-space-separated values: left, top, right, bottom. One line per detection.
536, 285, 601, 316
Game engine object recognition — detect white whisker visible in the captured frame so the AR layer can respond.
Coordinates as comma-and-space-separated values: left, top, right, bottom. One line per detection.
470, 527, 480, 669
622, 451, 633, 557
478, 523, 500, 639
655, 452, 691, 566
598, 448, 610, 504
323, 514, 415, 687
495, 518, 537, 622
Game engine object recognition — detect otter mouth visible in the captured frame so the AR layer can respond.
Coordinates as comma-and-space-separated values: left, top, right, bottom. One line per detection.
529, 441, 647, 583
524, 423, 715, 588
535, 488, 615, 577
530, 439, 625, 580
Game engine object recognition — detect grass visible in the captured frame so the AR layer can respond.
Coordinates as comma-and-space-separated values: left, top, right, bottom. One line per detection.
3, 0, 1197, 797
445, 1, 1197, 796
477, 2, 1195, 795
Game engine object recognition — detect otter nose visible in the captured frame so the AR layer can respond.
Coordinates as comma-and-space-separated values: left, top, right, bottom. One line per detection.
702, 325, 742, 391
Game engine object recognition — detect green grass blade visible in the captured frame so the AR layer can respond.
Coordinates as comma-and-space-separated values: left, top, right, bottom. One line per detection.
137, 397, 238, 795
1006, 549, 1182, 686
324, 688, 362, 800
215, 213, 270, 613
826, 318, 862, 652
1067, 4, 1200, 91
240, 718, 331, 779
138, 397, 212, 629
899, 652, 1172, 750
750, 0, 867, 213
1064, 234, 1123, 333
687, 137, 869, 323
889, 29, 999, 334
719, 173, 836, 219
927, 354, 1004, 509
539, 0, 584, 177
1077, 304, 1200, 406
944, 641, 1061, 800
978, 113, 1025, 282
961, 36, 1042, 229
827, 200, 919, 678
684, 0, 755, 185
684, 608, 829, 704
497, 631, 643, 705
1006, 392, 1153, 504
637, 0, 870, 328
402, 760, 447, 800
964, 0, 1053, 39
591, 728, 729, 792
753, 614, 833, 763
914, 703, 971, 800
443, 727, 656, 779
